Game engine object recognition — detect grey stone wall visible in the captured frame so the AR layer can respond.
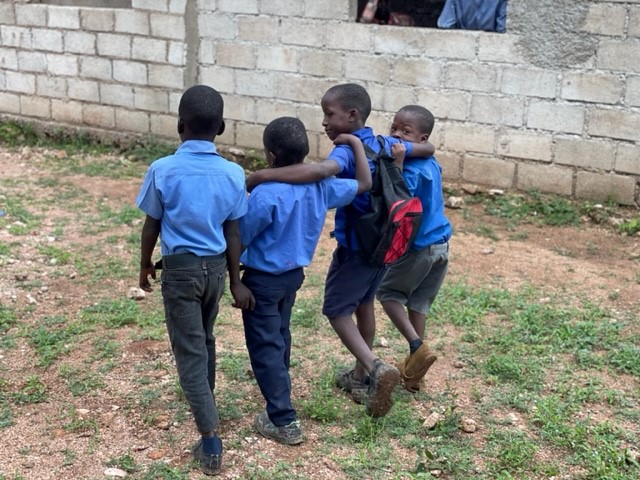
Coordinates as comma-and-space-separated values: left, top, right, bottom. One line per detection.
0, 0, 639, 205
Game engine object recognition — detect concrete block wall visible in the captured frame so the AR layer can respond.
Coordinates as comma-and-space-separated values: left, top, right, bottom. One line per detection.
1, 0, 639, 206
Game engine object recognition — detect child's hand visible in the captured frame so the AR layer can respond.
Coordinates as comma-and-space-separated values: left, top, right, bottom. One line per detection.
230, 282, 256, 310
333, 133, 357, 146
139, 263, 156, 292
391, 142, 406, 170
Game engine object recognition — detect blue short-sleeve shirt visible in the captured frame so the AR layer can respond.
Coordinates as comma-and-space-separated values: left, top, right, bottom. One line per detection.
136, 140, 248, 256
240, 177, 358, 274
402, 156, 452, 250
328, 127, 413, 250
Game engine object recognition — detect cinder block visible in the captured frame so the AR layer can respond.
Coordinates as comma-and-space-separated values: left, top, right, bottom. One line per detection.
0, 92, 20, 114
52, 99, 83, 123
575, 171, 636, 205
64, 31, 96, 54
32, 28, 63, 53
517, 162, 573, 196
378, 85, 416, 113
436, 151, 462, 181
80, 9, 114, 32
116, 109, 150, 133
497, 131, 553, 162
80, 56, 112, 81
169, 0, 187, 14
297, 104, 324, 135
1, 26, 33, 49
216, 42, 255, 69
281, 19, 327, 47
148, 64, 183, 89
470, 95, 525, 127
345, 54, 391, 83
597, 40, 640, 73
256, 46, 298, 73
527, 101, 585, 135
218, 0, 259, 15
416, 89, 469, 121
254, 98, 297, 125
38, 73, 69, 94
561, 72, 623, 104
236, 122, 266, 149
462, 154, 515, 188
0, 4, 15, 25
115, 10, 150, 35
114, 60, 148, 85
630, 7, 640, 38
299, 50, 344, 78
501, 67, 557, 98
223, 94, 256, 123
21, 95, 50, 119
6, 71, 35, 94
442, 122, 496, 154
445, 63, 498, 92
374, 27, 428, 56
48, 7, 80, 30
236, 70, 277, 98
199, 65, 235, 94
238, 16, 279, 43
168, 41, 185, 66
15, 4, 46, 27
150, 13, 185, 40
583, 4, 626, 36
100, 83, 134, 107
83, 104, 115, 128
326, 22, 372, 51
46, 53, 78, 76
275, 74, 332, 103
132, 0, 169, 12
422, 30, 477, 60
132, 37, 167, 63
197, 12, 237, 40
1, 48, 18, 70
305, 0, 350, 20
260, 1, 304, 16
478, 34, 525, 63
589, 108, 640, 142
393, 58, 441, 88
150, 113, 176, 138
134, 86, 169, 112
555, 137, 615, 170
97, 33, 131, 58
68, 78, 99, 101
626, 75, 640, 107
616, 143, 640, 175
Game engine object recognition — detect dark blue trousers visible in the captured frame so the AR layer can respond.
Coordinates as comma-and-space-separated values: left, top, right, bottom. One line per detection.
241, 267, 305, 426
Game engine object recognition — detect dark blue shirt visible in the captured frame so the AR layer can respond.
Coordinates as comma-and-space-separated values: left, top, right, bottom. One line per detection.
437, 0, 507, 32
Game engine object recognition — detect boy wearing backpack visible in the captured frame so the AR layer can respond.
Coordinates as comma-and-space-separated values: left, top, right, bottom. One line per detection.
246, 84, 435, 417
239, 117, 371, 444
377, 105, 452, 393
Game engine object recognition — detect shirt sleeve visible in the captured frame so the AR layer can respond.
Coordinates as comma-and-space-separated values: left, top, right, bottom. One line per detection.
239, 187, 272, 247
136, 165, 163, 220
326, 144, 353, 176
324, 178, 359, 209
226, 174, 249, 221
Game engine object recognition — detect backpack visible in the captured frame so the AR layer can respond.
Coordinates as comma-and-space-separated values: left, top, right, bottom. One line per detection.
349, 136, 423, 266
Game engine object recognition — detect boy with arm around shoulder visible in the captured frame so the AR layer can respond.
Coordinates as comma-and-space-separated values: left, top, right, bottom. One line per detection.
136, 85, 254, 476
377, 105, 452, 393
246, 83, 435, 418
240, 116, 371, 445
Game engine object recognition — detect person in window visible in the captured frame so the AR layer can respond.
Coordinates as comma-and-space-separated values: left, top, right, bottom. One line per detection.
437, 0, 507, 33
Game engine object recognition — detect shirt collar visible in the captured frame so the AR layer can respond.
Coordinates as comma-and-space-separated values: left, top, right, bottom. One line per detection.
176, 139, 218, 155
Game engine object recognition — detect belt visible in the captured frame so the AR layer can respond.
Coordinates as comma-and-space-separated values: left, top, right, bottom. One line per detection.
161, 252, 225, 269
424, 241, 449, 254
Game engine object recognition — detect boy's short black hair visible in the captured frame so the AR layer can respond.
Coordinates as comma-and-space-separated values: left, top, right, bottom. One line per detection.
398, 105, 435, 135
263, 117, 309, 167
325, 83, 372, 122
178, 85, 224, 136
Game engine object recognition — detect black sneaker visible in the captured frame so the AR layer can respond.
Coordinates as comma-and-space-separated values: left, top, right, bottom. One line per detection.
335, 368, 368, 404
365, 360, 400, 418
192, 438, 222, 476
254, 411, 303, 445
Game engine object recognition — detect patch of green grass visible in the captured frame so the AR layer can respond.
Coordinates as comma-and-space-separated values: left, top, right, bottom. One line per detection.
106, 452, 139, 474
244, 460, 308, 480
26, 315, 83, 367
59, 364, 105, 396
484, 190, 581, 227
291, 296, 323, 329
37, 245, 71, 265
80, 298, 162, 330
299, 366, 345, 423
0, 305, 17, 334
218, 351, 250, 382
11, 376, 47, 404
486, 428, 538, 476
141, 462, 190, 480
430, 282, 511, 327
61, 405, 99, 435
618, 217, 640, 236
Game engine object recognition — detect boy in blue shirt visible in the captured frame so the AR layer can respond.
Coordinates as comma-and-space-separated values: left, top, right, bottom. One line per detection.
377, 105, 452, 393
136, 85, 254, 476
246, 84, 435, 418
240, 116, 371, 444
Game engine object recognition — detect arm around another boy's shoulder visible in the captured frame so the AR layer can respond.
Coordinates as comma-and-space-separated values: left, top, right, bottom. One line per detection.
334, 133, 372, 194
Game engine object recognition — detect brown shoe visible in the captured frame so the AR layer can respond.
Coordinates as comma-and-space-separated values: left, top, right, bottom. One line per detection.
400, 343, 437, 393
365, 360, 400, 418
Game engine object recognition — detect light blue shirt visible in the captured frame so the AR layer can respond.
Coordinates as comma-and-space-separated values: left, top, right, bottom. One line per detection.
437, 0, 507, 32
240, 178, 358, 274
136, 140, 248, 256
329, 127, 413, 250
402, 156, 452, 250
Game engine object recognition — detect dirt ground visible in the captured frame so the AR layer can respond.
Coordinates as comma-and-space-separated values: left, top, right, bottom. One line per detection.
0, 146, 639, 479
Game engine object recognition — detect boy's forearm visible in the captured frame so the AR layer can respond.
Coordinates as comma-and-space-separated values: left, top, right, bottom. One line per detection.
246, 162, 337, 190
223, 220, 242, 284
409, 142, 435, 158
352, 141, 372, 194
140, 215, 161, 265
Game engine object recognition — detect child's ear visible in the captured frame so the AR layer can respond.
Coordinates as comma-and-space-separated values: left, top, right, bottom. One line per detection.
177, 118, 185, 134
421, 133, 430, 143
266, 150, 277, 167
217, 120, 226, 136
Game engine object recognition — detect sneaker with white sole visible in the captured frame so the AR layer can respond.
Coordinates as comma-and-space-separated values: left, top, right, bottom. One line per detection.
254, 411, 303, 445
